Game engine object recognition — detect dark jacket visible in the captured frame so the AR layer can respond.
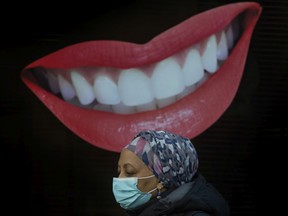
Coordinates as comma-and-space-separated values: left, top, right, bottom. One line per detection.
126, 174, 230, 216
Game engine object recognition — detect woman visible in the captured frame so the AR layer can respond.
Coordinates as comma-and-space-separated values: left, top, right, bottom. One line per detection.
112, 130, 230, 216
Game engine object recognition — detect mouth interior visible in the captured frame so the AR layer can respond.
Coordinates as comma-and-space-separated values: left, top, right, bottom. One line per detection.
28, 14, 244, 115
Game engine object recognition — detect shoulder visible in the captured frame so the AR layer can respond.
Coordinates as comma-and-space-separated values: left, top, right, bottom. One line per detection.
188, 174, 230, 216
192, 174, 224, 198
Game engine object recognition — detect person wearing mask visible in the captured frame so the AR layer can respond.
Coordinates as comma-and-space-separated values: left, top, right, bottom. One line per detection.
112, 130, 230, 215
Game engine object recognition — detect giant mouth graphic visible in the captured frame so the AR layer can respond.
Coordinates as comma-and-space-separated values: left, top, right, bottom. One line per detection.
21, 2, 261, 152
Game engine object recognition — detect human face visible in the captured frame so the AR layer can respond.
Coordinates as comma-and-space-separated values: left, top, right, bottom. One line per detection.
117, 148, 159, 195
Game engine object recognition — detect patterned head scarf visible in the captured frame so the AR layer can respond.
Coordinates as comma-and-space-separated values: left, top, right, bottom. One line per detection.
125, 130, 199, 188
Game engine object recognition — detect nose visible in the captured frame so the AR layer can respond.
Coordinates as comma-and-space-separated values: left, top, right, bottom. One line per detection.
118, 172, 125, 178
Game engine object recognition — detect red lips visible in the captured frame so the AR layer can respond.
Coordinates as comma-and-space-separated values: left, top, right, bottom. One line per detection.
21, 2, 262, 152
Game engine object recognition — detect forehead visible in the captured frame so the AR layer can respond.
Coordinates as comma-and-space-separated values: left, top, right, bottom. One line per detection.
118, 149, 148, 170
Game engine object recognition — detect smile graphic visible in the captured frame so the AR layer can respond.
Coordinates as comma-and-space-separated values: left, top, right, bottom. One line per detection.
21, 2, 262, 152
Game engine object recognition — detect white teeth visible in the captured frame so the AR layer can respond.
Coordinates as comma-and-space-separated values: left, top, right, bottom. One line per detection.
151, 57, 185, 99
112, 102, 136, 114
47, 73, 59, 94
57, 74, 76, 101
196, 73, 209, 88
118, 69, 154, 106
176, 85, 197, 100
71, 71, 95, 105
225, 25, 234, 49
46, 20, 238, 113
182, 48, 204, 86
93, 74, 120, 105
217, 31, 229, 61
156, 96, 177, 109
136, 100, 157, 112
66, 97, 94, 108
201, 35, 218, 73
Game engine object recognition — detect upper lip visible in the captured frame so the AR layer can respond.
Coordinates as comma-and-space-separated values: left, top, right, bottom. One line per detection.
21, 2, 262, 152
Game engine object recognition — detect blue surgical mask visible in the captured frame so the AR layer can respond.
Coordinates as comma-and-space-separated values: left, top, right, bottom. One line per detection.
112, 175, 157, 210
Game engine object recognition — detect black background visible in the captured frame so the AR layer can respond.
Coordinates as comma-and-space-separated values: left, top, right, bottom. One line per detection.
1, 0, 287, 215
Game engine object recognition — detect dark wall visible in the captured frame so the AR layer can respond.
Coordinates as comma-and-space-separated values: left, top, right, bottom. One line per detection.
1, 0, 287, 215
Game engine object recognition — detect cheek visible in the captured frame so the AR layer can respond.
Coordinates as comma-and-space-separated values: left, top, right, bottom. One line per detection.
137, 180, 149, 192
137, 178, 158, 193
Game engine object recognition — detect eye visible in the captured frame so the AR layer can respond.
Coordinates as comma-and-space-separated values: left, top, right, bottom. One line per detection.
125, 169, 136, 176
123, 164, 137, 176
125, 171, 133, 175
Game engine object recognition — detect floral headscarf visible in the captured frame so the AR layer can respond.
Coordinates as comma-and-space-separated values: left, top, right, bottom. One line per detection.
125, 130, 199, 188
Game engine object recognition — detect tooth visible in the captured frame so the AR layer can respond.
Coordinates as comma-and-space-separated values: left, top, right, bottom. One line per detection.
182, 48, 204, 86
57, 74, 76, 101
93, 104, 113, 112
225, 25, 234, 49
93, 74, 120, 105
112, 102, 136, 114
176, 85, 197, 100
66, 97, 94, 108
196, 73, 210, 88
118, 69, 154, 106
151, 57, 185, 99
47, 73, 60, 94
217, 31, 228, 61
201, 35, 218, 73
71, 71, 95, 105
136, 100, 157, 112
156, 96, 176, 109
